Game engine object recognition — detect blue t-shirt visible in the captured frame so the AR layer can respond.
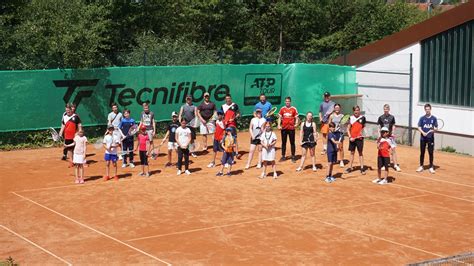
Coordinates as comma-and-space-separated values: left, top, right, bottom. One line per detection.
254, 101, 272, 117
327, 131, 341, 153
418, 115, 438, 141
119, 117, 136, 139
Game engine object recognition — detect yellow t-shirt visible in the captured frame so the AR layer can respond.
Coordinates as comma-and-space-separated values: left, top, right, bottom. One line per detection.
224, 136, 234, 153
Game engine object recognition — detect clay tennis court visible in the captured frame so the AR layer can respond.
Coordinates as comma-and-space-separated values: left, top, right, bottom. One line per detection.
1, 132, 473, 265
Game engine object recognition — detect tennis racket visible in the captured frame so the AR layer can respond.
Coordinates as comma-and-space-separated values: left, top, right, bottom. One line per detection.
49, 127, 62, 142
127, 124, 139, 136
301, 133, 315, 146
323, 104, 335, 122
336, 114, 350, 133
265, 106, 278, 118
436, 118, 444, 130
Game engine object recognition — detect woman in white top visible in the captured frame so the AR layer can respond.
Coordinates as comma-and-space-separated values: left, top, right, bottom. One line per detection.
260, 122, 278, 179
245, 108, 266, 169
329, 104, 345, 168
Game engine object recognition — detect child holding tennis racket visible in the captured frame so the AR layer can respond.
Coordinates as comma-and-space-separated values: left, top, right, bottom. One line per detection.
345, 106, 366, 175
217, 128, 236, 176
103, 125, 120, 181
325, 122, 341, 183
329, 104, 348, 168
64, 129, 87, 184
175, 119, 192, 175
245, 108, 265, 170
119, 109, 136, 168
296, 112, 318, 172
208, 110, 225, 168
319, 92, 335, 155
159, 112, 180, 168
373, 127, 391, 185
135, 125, 151, 177
259, 122, 278, 179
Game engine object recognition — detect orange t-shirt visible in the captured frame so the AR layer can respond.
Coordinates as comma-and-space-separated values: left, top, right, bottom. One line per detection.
378, 138, 391, 157
62, 114, 81, 140
349, 115, 365, 139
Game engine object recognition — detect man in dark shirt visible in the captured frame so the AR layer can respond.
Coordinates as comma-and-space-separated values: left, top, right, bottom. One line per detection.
197, 92, 217, 151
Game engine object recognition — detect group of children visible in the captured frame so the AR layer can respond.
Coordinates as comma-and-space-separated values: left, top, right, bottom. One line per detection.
63, 101, 407, 186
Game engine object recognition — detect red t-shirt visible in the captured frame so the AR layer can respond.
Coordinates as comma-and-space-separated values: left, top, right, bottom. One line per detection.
349, 115, 365, 139
378, 138, 391, 157
62, 114, 81, 140
138, 133, 149, 151
279, 106, 298, 130
222, 103, 239, 128
214, 120, 225, 141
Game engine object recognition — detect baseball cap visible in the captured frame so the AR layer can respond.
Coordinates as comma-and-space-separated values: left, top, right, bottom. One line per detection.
171, 111, 178, 117
324, 91, 331, 97
204, 92, 210, 97
381, 127, 389, 132
140, 125, 147, 131
217, 109, 224, 115
186, 94, 192, 99
255, 108, 262, 112
107, 124, 114, 129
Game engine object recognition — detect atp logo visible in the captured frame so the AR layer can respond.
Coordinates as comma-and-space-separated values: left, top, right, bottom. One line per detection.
244, 73, 282, 105
53, 79, 99, 106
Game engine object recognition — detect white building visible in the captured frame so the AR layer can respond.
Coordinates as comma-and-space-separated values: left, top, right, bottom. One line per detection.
333, 1, 473, 155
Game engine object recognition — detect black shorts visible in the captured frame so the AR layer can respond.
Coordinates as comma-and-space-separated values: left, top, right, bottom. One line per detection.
64, 139, 74, 152
348, 138, 364, 153
301, 142, 316, 149
213, 139, 223, 152
251, 138, 261, 145
378, 156, 390, 170
139, 151, 148, 166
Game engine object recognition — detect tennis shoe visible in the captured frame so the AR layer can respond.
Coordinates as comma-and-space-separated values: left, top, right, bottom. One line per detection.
330, 176, 336, 182
177, 170, 182, 176
394, 165, 401, 172
216, 172, 223, 176
339, 161, 344, 168
244, 164, 250, 170
429, 167, 435, 174
129, 163, 135, 168
145, 173, 150, 178
360, 169, 366, 175
138, 172, 144, 176
416, 166, 424, 172
122, 163, 127, 168
191, 153, 197, 158
259, 172, 266, 179
103, 176, 110, 181
312, 166, 317, 171
118, 154, 123, 160
256, 163, 262, 169
296, 167, 302, 172
79, 179, 85, 184
372, 178, 382, 184
344, 167, 352, 174
279, 157, 286, 162
273, 172, 278, 179
114, 175, 119, 181
75, 179, 80, 184
378, 179, 388, 185
185, 170, 191, 175
324, 176, 332, 183
291, 156, 296, 163
226, 172, 232, 176
207, 162, 215, 168
61, 155, 67, 161
381, 166, 386, 171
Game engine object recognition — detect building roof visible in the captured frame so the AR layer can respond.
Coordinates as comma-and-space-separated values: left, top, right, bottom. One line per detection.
331, 1, 474, 66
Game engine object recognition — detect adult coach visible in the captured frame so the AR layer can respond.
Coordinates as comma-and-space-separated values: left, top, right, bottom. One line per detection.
179, 95, 198, 157
139, 102, 156, 156
277, 96, 299, 163
377, 104, 401, 172
197, 92, 217, 151
254, 93, 272, 117
59, 103, 82, 166
60, 103, 82, 161
319, 92, 335, 154
222, 94, 241, 159
417, 104, 438, 174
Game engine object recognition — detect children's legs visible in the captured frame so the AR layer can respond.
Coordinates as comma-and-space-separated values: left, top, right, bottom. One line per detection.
183, 149, 190, 170
212, 151, 217, 164
261, 161, 267, 175
67, 149, 73, 165
177, 148, 183, 170
383, 168, 388, 180
246, 144, 256, 166
79, 165, 84, 180
105, 161, 110, 177
113, 161, 117, 176
202, 135, 207, 150
377, 168, 381, 178
327, 162, 333, 177
310, 147, 316, 167
339, 142, 345, 162
298, 148, 307, 169
74, 165, 79, 180
322, 133, 327, 151
391, 148, 398, 166
257, 145, 262, 165
271, 161, 276, 174
358, 153, 364, 170
167, 149, 172, 163
348, 151, 355, 168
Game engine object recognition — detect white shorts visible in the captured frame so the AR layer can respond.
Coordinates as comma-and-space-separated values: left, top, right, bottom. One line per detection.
73, 154, 86, 164
168, 142, 178, 150
389, 136, 397, 148
146, 129, 154, 141
200, 121, 216, 135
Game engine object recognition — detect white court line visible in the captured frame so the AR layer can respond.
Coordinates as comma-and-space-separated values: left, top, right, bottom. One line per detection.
0, 224, 72, 265
127, 194, 429, 242
397, 172, 474, 188
391, 184, 474, 203
301, 216, 445, 258
11, 192, 171, 266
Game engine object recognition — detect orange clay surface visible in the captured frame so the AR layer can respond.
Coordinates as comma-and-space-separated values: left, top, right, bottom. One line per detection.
1, 131, 473, 265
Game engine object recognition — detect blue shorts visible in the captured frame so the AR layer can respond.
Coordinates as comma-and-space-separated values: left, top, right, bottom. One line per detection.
221, 152, 234, 165
104, 153, 118, 162
213, 139, 223, 152
327, 151, 337, 163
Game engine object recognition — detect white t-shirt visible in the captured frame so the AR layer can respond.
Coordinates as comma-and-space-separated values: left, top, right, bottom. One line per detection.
73, 135, 87, 155
107, 112, 123, 129
250, 117, 266, 139
103, 134, 120, 154
260, 131, 277, 147
175, 127, 191, 147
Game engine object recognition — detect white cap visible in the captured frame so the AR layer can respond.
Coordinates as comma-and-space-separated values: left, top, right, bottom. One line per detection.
381, 127, 389, 132
171, 111, 178, 117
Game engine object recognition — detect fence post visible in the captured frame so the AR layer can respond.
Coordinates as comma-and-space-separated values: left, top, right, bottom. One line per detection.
408, 53, 414, 146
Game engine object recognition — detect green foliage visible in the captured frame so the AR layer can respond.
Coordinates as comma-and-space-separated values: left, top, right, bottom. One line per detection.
0, 0, 432, 69
440, 146, 456, 153
0, 256, 18, 266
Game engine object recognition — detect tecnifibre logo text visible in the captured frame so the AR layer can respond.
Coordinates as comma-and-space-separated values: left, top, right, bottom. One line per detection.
53, 80, 230, 107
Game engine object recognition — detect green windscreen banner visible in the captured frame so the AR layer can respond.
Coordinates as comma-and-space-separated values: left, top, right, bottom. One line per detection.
0, 64, 356, 132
